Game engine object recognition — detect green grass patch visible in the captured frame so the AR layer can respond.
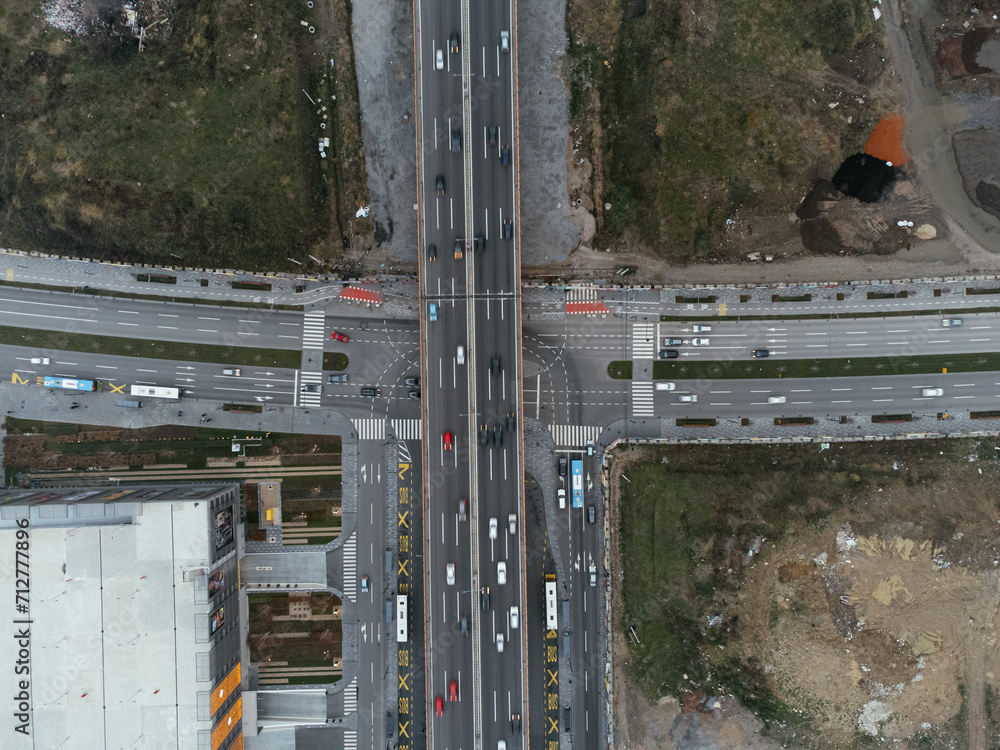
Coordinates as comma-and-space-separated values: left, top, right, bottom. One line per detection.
609, 361, 633, 379
675, 296, 717, 304
136, 274, 177, 284
222, 403, 263, 413
676, 418, 717, 427
0, 324, 300, 369
0, 280, 302, 310
324, 352, 349, 371
775, 417, 814, 425
659, 306, 1000, 322
970, 411, 1000, 420
0, 0, 361, 269
771, 294, 812, 303
871, 413, 913, 423
652, 351, 1000, 380
595, 0, 882, 258
966, 287, 1000, 295
867, 291, 907, 299
233, 281, 273, 292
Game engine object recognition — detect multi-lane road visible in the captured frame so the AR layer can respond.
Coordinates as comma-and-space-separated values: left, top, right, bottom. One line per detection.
416, 0, 527, 747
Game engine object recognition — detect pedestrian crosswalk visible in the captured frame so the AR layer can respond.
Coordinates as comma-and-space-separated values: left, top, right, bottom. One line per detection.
632, 381, 654, 416
390, 418, 422, 441
299, 371, 323, 407
352, 418, 386, 441
342, 534, 357, 601
342, 679, 358, 749
302, 310, 326, 350
547, 424, 602, 450
566, 286, 598, 301
631, 322, 656, 359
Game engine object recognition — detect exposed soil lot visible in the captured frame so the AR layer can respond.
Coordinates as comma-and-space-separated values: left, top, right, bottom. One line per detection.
0, 0, 368, 270
612, 439, 1000, 749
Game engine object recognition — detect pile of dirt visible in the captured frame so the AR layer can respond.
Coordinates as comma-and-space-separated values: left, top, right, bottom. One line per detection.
953, 128, 1000, 219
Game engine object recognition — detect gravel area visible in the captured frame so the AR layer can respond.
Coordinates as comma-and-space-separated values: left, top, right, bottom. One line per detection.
352, 0, 419, 260
515, 0, 580, 264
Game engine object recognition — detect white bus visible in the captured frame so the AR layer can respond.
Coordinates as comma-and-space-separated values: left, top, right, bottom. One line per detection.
396, 595, 408, 643
130, 385, 182, 399
545, 574, 557, 630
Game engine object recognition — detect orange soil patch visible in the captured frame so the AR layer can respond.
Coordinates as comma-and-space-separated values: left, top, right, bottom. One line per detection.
864, 114, 909, 166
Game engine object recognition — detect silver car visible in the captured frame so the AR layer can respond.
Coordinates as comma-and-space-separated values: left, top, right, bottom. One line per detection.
691, 338, 710, 346
497, 561, 506, 585
921, 388, 944, 397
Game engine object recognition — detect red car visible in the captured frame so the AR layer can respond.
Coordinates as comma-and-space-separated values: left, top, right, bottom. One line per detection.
444, 431, 453, 450
435, 695, 444, 717
449, 679, 458, 701
331, 331, 350, 342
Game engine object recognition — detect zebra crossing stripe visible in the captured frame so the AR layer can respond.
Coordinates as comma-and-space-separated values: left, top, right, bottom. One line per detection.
566, 286, 597, 301
631, 381, 654, 417
342, 535, 357, 600
302, 311, 327, 351
351, 418, 386, 441
547, 424, 601, 449
390, 419, 422, 441
631, 323, 656, 360
343, 679, 359, 748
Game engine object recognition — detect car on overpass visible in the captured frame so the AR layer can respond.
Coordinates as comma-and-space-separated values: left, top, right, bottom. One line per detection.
446, 563, 455, 585
509, 606, 518, 628
921, 388, 944, 397
767, 396, 787, 404
429, 302, 438, 321
451, 129, 461, 153
496, 632, 504, 652
449, 31, 459, 52
435, 49, 444, 69
444, 431, 453, 450
459, 498, 467, 521
500, 30, 509, 52
428, 243, 437, 262
436, 175, 445, 195
508, 513, 516, 535
449, 679, 458, 701
489, 517, 498, 539
435, 696, 443, 717
497, 561, 506, 585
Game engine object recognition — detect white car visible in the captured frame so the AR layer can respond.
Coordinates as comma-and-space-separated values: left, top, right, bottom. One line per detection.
496, 632, 504, 652
557, 488, 566, 509
488, 517, 498, 540
447, 563, 455, 585
508, 513, 516, 535
500, 30, 509, 52
655, 382, 676, 391
29, 357, 50, 365
692, 325, 712, 333
691, 338, 710, 346
942, 318, 963, 327
921, 388, 944, 397
767, 396, 787, 404
457, 345, 465, 365
497, 561, 506, 585
678, 394, 698, 403
223, 368, 241, 376
509, 606, 519, 629
435, 49, 444, 69
589, 563, 597, 587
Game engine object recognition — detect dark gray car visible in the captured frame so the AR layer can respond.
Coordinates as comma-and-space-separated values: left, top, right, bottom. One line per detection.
451, 129, 461, 153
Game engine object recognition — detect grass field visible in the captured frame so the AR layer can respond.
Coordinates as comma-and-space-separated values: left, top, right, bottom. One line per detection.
0, 324, 303, 369
0, 0, 364, 268
571, 0, 883, 258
